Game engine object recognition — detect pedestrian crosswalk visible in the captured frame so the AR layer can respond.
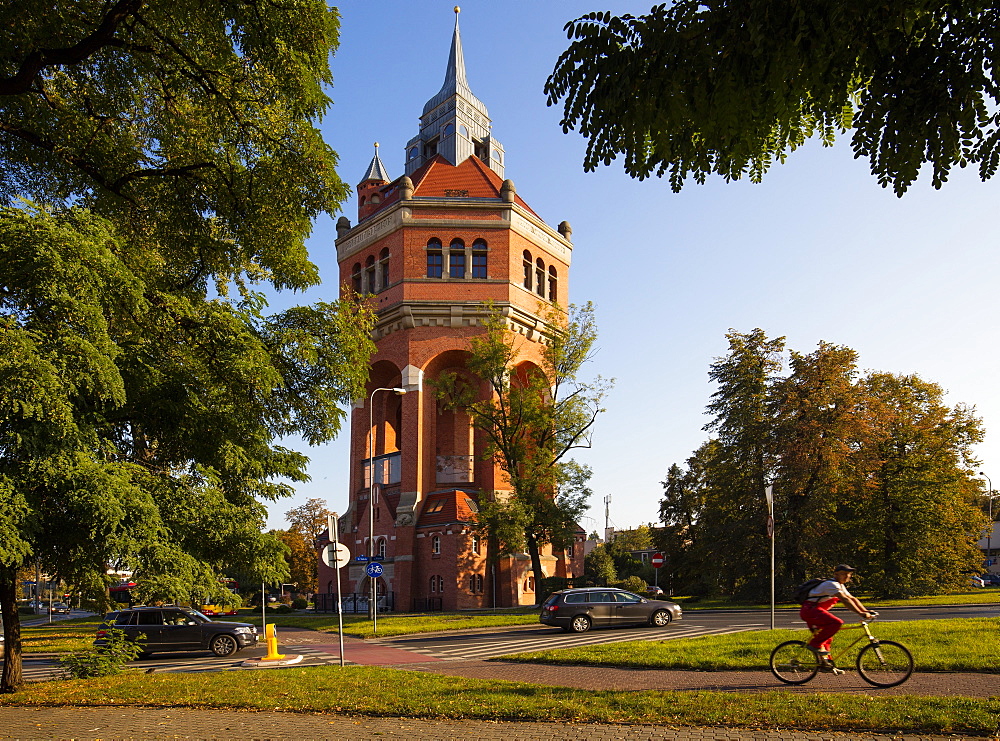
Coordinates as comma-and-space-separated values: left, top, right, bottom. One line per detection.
370, 624, 762, 662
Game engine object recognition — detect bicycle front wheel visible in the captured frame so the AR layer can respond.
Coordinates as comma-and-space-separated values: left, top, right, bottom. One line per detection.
770, 640, 819, 685
856, 640, 913, 687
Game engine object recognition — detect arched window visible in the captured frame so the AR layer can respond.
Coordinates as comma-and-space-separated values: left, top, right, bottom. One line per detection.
471, 239, 487, 279
351, 263, 362, 293
524, 576, 535, 593
522, 250, 532, 290
548, 265, 557, 302
426, 239, 443, 278
365, 255, 376, 294
432, 534, 441, 554
437, 575, 445, 592
430, 576, 437, 593
476, 574, 483, 592
471, 533, 480, 555
379, 248, 390, 290
360, 196, 366, 207
377, 538, 387, 559
443, 123, 454, 137
535, 258, 545, 297
469, 575, 476, 592
449, 239, 465, 279
408, 146, 419, 160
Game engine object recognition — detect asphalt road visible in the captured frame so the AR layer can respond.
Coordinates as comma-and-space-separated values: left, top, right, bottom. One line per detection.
6, 602, 998, 680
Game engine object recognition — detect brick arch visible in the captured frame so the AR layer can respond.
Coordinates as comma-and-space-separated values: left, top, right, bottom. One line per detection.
367, 360, 404, 457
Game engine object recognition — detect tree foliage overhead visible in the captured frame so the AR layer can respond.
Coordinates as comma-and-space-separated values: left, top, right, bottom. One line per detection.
0, 1, 374, 691
546, 2, 1000, 195
656, 329, 988, 601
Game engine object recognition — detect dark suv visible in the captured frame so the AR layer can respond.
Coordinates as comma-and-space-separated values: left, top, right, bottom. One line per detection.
95, 606, 259, 657
540, 587, 683, 633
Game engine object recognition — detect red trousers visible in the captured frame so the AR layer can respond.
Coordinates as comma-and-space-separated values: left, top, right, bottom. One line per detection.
799, 600, 843, 652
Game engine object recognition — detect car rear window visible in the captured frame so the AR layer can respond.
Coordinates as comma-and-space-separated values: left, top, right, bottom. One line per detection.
587, 591, 614, 603
136, 611, 164, 625
563, 593, 587, 604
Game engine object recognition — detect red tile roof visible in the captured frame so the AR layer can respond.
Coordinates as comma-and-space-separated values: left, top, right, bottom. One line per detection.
417, 490, 480, 528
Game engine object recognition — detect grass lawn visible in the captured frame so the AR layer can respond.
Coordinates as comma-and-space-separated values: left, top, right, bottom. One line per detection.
2, 665, 998, 735
506, 617, 1000, 673
237, 609, 539, 638
20, 618, 105, 654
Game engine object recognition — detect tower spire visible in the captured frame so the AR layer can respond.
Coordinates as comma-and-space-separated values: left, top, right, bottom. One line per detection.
361, 142, 390, 183
405, 8, 505, 178
440, 7, 468, 98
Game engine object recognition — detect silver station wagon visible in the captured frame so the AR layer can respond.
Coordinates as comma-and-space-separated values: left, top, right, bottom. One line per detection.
540, 587, 683, 633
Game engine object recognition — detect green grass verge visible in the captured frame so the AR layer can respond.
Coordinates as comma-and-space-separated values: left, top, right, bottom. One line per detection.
237, 609, 539, 638
0, 666, 996, 735
507, 618, 1000, 673
20, 619, 104, 654
673, 587, 1000, 610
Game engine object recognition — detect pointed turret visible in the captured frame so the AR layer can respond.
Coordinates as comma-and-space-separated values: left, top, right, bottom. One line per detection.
358, 142, 391, 222
404, 7, 505, 178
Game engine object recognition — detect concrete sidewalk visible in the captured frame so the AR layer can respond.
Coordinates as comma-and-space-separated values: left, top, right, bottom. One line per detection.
0, 706, 983, 741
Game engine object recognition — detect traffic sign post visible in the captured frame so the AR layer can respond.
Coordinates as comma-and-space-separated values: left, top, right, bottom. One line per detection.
651, 552, 664, 592
328, 513, 345, 667
321, 542, 351, 569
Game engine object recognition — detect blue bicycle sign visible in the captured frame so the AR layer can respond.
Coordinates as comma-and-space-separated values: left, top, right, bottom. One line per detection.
365, 562, 384, 578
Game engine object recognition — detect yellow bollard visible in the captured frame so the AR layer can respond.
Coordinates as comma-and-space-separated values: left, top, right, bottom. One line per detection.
261, 623, 285, 661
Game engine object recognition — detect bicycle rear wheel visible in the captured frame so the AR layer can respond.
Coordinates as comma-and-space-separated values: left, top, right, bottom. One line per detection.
770, 640, 819, 685
856, 640, 913, 687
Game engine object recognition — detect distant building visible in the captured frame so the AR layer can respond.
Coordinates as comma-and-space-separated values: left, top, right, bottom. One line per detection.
316, 10, 584, 612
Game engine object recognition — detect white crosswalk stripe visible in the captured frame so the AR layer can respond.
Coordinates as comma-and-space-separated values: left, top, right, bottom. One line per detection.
372, 625, 762, 661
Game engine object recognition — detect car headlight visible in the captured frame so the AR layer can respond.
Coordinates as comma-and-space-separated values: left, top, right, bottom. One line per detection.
234, 627, 252, 634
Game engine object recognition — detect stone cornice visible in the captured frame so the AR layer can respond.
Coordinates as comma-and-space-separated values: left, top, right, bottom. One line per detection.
372, 300, 557, 344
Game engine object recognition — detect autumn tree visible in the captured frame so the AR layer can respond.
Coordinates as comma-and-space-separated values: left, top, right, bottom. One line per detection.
277, 498, 335, 594
659, 330, 988, 602
769, 342, 869, 588
842, 373, 987, 597
434, 303, 611, 604
546, 2, 1000, 195
0, 2, 375, 691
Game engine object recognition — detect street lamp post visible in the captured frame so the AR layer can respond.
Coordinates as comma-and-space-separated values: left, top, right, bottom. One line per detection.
980, 472, 995, 569
369, 386, 407, 631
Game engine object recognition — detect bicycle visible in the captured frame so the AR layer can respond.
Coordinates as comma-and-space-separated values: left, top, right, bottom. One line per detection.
769, 612, 913, 687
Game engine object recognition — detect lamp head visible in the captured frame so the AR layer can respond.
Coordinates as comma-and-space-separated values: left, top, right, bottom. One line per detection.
392, 387, 407, 394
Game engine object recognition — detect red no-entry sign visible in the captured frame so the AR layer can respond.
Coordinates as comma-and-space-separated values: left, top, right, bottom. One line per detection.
651, 552, 664, 569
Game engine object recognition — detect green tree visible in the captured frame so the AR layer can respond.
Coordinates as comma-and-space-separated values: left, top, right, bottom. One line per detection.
434, 303, 611, 604
583, 543, 616, 586
0, 2, 374, 692
546, 2, 1000, 195
279, 497, 335, 594
698, 329, 785, 600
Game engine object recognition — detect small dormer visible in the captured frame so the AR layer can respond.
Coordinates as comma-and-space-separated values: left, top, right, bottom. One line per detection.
358, 143, 391, 222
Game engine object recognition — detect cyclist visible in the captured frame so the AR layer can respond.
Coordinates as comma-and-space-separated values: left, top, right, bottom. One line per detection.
800, 564, 874, 672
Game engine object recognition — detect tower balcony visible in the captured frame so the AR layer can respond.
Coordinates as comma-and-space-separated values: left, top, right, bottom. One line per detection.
436, 454, 474, 484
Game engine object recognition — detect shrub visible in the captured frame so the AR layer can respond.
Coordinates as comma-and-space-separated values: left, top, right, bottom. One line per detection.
615, 575, 648, 594
291, 597, 308, 610
60, 628, 145, 679
268, 603, 293, 614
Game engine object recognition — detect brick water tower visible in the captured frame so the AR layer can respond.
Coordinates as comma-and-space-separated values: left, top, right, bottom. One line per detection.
318, 8, 585, 613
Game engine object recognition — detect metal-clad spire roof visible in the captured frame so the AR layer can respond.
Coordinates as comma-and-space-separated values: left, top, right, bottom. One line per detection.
361, 142, 390, 183
421, 7, 488, 118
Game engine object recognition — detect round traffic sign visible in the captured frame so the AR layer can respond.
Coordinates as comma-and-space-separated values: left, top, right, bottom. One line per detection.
651, 552, 664, 569
365, 561, 384, 578
321, 542, 351, 569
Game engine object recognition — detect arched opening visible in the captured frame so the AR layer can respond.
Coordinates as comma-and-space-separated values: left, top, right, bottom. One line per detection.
522, 250, 532, 290
548, 265, 558, 302
535, 258, 545, 297
449, 238, 466, 279
472, 239, 488, 279
427, 238, 443, 278
379, 247, 390, 290
365, 255, 376, 294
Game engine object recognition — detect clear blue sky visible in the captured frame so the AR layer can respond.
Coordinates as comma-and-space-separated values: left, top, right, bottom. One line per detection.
266, 1, 1000, 535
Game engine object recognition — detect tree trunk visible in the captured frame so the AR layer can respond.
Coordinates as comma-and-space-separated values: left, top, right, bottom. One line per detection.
526, 530, 545, 606
0, 565, 24, 692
